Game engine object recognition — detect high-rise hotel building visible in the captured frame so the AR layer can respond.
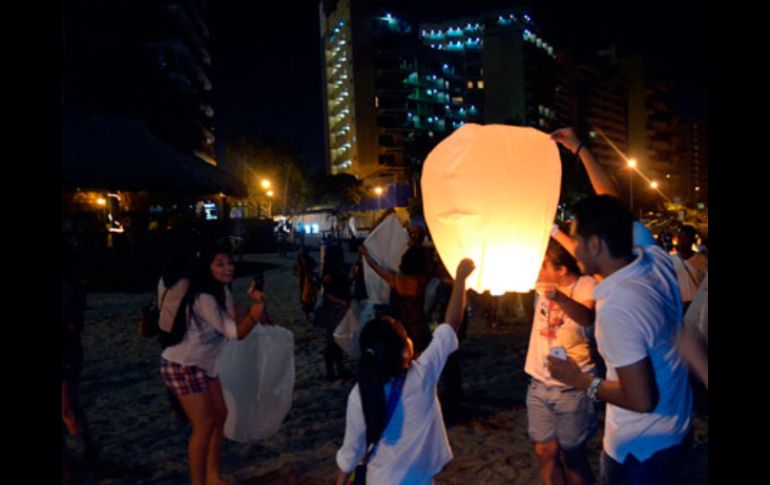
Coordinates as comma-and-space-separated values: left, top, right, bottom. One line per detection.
320, 1, 559, 188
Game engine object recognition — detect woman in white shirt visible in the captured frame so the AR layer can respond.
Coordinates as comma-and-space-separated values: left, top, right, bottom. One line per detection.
160, 245, 267, 485
336, 259, 476, 485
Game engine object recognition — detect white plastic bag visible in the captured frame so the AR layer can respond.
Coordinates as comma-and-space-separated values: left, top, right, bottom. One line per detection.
334, 300, 376, 359
363, 213, 409, 304
334, 300, 362, 359
219, 325, 295, 442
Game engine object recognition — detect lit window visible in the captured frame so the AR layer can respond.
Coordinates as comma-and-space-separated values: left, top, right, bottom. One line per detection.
467, 81, 473, 89
477, 80, 484, 89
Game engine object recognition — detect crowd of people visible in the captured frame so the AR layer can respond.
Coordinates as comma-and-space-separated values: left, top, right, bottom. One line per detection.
62, 126, 708, 485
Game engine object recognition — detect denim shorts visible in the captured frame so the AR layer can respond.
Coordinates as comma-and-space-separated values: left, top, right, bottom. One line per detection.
526, 379, 598, 450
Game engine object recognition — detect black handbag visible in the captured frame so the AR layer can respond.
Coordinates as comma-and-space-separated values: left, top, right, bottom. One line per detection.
158, 291, 190, 349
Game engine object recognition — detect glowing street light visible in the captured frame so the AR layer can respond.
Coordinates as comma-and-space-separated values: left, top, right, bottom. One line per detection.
261, 179, 271, 190
650, 181, 659, 189
626, 159, 637, 211
266, 190, 274, 218
374, 186, 384, 211
96, 197, 107, 206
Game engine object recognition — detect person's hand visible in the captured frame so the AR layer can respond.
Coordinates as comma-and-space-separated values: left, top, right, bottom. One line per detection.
547, 355, 584, 387
544, 287, 561, 302
535, 282, 558, 300
550, 128, 581, 154
247, 284, 265, 304
247, 299, 266, 323
455, 258, 476, 281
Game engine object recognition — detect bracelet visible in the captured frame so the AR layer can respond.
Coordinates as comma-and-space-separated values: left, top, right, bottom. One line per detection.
586, 377, 602, 401
574, 143, 584, 157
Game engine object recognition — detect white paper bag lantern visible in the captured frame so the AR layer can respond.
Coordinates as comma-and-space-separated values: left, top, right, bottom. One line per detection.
422, 124, 561, 295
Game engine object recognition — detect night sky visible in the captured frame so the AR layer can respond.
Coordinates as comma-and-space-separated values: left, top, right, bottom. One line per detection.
62, 0, 708, 172
206, 0, 707, 172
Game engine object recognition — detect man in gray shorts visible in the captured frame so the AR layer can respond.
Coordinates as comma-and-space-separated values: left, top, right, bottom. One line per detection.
525, 238, 598, 485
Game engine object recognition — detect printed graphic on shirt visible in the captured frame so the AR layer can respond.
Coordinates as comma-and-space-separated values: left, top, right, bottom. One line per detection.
538, 299, 565, 341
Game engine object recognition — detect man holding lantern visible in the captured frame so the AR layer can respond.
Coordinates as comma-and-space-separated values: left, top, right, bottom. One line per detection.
547, 128, 692, 485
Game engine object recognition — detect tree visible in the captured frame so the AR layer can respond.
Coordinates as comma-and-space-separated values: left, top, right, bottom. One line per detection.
310, 173, 367, 207
222, 130, 312, 216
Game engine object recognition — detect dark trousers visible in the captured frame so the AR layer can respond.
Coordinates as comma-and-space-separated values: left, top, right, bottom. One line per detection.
600, 432, 692, 485
324, 330, 347, 378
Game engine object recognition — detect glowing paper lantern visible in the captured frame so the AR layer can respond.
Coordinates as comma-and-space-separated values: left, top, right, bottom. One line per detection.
422, 124, 561, 295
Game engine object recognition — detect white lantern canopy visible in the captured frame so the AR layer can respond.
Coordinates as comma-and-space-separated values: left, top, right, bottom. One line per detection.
422, 124, 561, 295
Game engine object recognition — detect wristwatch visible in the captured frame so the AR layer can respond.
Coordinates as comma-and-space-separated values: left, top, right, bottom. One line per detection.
586, 377, 602, 401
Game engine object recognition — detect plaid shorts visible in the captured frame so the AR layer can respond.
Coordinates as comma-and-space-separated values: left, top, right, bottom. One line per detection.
160, 359, 215, 396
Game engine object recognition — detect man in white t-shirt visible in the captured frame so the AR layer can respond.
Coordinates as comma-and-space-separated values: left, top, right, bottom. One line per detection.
525, 238, 598, 485
547, 195, 692, 485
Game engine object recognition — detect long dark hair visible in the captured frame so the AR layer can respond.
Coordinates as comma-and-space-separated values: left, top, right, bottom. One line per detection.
186, 244, 233, 316
357, 317, 410, 445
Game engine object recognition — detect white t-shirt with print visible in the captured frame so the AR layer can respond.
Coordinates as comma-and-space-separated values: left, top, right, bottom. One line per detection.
595, 222, 692, 462
336, 324, 458, 485
524, 275, 598, 387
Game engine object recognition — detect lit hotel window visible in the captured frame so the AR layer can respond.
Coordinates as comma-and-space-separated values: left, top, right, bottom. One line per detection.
467, 81, 474, 89
477, 80, 484, 89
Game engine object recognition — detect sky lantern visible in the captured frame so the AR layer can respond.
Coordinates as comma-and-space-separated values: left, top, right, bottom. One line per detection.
422, 124, 561, 295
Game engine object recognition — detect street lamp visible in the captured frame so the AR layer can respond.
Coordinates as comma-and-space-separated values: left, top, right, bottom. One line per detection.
650, 181, 659, 189
266, 190, 274, 218
261, 179, 271, 190
374, 186, 384, 211
626, 159, 637, 212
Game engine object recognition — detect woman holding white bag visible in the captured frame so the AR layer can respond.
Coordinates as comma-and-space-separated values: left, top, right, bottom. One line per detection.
159, 243, 269, 485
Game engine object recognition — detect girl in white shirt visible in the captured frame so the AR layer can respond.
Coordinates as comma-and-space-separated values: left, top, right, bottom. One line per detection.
160, 245, 267, 485
336, 259, 475, 485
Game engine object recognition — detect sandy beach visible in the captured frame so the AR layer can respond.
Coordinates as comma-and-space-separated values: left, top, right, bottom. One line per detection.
67, 250, 708, 484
